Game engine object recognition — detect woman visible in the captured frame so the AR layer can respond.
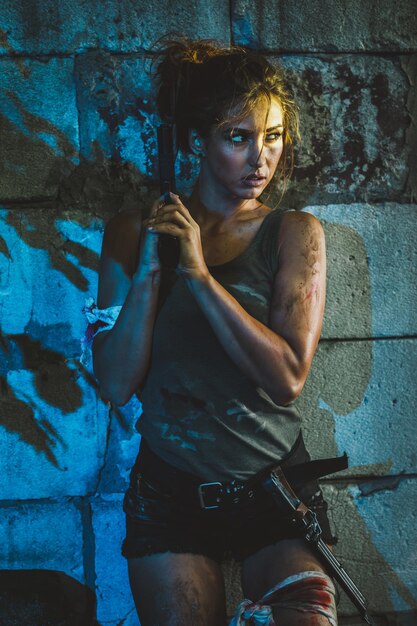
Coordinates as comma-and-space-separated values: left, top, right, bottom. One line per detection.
92, 38, 338, 626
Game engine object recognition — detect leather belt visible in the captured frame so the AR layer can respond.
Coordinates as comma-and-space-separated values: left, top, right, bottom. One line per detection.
137, 438, 348, 510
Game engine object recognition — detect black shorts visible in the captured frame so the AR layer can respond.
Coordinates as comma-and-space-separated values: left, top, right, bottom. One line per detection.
121, 434, 336, 563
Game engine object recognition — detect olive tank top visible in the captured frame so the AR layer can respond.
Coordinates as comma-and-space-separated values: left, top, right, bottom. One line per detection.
137, 208, 302, 481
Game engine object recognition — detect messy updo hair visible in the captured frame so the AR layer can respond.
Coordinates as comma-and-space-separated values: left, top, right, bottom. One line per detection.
151, 35, 300, 191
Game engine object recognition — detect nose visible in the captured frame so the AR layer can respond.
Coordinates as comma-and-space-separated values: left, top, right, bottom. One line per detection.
249, 135, 267, 168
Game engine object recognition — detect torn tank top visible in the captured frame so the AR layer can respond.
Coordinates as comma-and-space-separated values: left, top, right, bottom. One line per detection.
137, 208, 303, 482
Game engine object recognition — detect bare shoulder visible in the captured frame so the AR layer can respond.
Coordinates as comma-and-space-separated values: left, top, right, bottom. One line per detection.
278, 210, 324, 256
101, 210, 143, 277
280, 209, 323, 236
97, 210, 143, 307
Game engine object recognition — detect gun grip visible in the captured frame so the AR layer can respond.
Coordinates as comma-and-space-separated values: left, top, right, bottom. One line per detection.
157, 124, 179, 269
158, 234, 180, 269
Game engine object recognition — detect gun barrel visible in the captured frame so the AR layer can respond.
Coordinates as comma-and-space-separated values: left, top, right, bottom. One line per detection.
316, 539, 366, 605
314, 532, 375, 625
157, 124, 176, 195
156, 123, 179, 269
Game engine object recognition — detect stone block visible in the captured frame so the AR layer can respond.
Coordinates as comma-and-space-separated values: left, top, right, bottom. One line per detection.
0, 569, 96, 625
0, 208, 109, 499
0, 0, 230, 55
277, 55, 410, 206
232, 0, 417, 52
74, 51, 199, 202
0, 208, 103, 343
75, 52, 153, 165
98, 399, 141, 495
0, 57, 79, 201
92, 498, 139, 625
0, 502, 84, 581
323, 479, 417, 616
402, 55, 417, 203
304, 203, 417, 339
3, 53, 408, 208
75, 53, 411, 207
299, 338, 417, 476
0, 366, 108, 499
76, 53, 411, 206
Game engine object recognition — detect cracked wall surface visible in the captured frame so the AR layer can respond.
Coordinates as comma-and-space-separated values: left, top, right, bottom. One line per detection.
0, 1, 416, 624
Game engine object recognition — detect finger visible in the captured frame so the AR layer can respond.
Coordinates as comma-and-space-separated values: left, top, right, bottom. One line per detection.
163, 192, 189, 212
168, 193, 198, 226
155, 200, 193, 223
144, 222, 157, 239
153, 206, 189, 222
150, 197, 165, 219
166, 191, 180, 203
143, 216, 156, 228
150, 210, 189, 230
158, 191, 178, 207
150, 191, 175, 216
148, 222, 183, 236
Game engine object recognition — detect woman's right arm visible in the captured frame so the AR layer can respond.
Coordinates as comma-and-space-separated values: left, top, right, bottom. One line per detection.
92, 203, 162, 406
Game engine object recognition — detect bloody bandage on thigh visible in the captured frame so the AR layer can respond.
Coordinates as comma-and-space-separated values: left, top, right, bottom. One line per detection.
230, 570, 337, 625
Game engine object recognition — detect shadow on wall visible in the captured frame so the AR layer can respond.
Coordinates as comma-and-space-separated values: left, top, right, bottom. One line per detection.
0, 570, 98, 625
0, 48, 159, 475
298, 222, 417, 615
0, 332, 83, 467
0, 127, 149, 473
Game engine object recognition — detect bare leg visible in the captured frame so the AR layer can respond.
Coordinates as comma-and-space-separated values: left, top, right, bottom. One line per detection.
128, 552, 227, 626
242, 538, 337, 625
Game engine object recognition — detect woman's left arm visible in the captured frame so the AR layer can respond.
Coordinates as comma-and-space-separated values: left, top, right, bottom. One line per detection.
150, 197, 326, 406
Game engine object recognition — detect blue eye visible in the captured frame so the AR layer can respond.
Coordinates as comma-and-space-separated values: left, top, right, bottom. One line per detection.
225, 130, 283, 144
228, 133, 246, 144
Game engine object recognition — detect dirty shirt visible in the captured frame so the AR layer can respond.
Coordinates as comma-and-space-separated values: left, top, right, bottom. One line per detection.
137, 208, 302, 482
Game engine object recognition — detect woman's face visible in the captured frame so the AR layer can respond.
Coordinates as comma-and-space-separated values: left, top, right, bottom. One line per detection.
200, 97, 284, 202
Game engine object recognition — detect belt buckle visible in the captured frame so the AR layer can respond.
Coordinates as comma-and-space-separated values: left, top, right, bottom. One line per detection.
198, 482, 223, 509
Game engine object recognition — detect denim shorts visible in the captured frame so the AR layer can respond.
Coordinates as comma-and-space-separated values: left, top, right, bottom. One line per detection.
121, 434, 337, 563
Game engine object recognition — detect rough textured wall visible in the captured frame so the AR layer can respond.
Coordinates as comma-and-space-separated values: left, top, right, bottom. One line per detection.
0, 1, 416, 624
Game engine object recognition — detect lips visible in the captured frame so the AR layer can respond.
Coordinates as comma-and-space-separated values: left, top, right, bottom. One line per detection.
242, 175, 267, 187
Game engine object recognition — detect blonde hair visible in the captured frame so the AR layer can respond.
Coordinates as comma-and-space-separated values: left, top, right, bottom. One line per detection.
151, 36, 300, 192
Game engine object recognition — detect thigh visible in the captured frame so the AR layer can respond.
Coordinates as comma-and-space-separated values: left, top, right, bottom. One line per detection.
128, 552, 227, 626
242, 538, 337, 625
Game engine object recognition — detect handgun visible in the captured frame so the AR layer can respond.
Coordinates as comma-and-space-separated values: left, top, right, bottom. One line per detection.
263, 466, 375, 626
157, 123, 180, 269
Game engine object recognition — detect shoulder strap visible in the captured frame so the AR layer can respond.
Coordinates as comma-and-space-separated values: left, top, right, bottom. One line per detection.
260, 208, 294, 274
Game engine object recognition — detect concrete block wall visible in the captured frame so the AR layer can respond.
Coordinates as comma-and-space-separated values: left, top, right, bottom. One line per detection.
0, 1, 416, 623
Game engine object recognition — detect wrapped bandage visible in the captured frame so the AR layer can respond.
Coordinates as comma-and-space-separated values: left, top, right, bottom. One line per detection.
80, 297, 122, 373
230, 570, 337, 626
